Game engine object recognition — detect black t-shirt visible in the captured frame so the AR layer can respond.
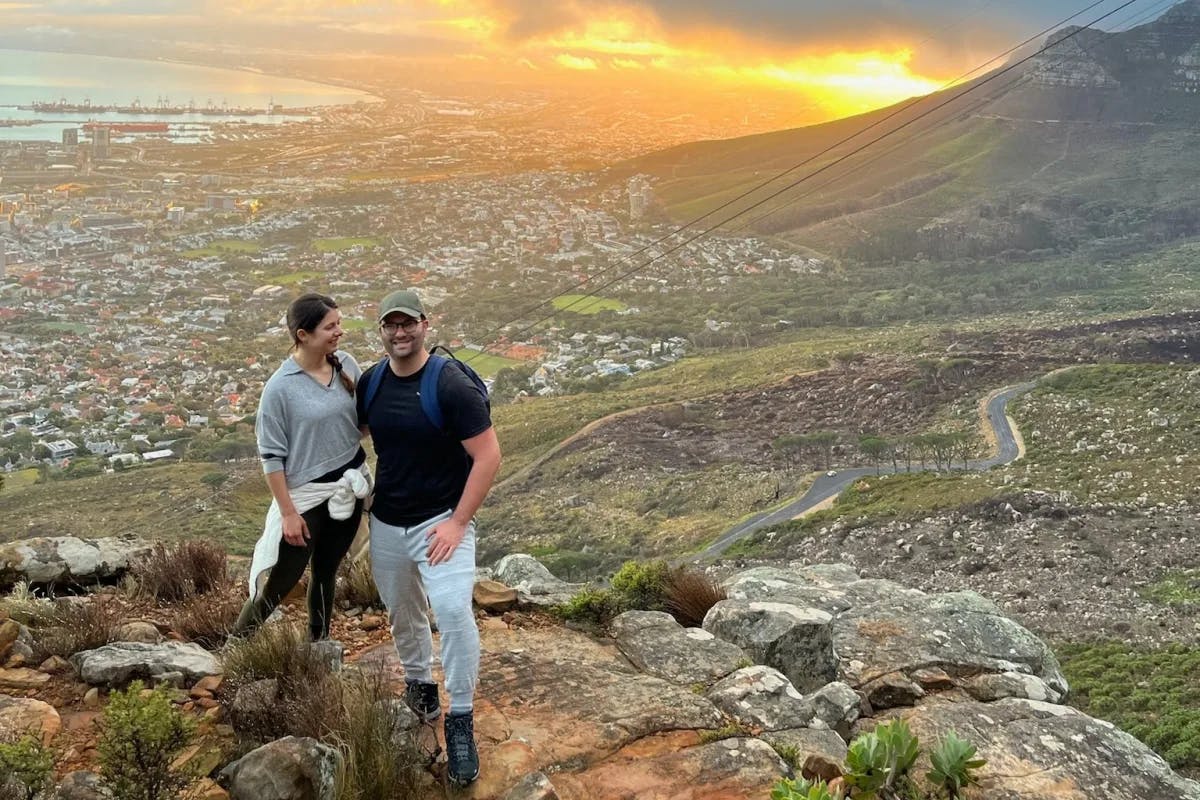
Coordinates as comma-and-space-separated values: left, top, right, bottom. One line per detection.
357, 360, 492, 527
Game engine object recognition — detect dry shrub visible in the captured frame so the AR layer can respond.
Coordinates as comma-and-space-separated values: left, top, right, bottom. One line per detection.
32, 595, 121, 660
133, 541, 229, 603
221, 623, 421, 798
663, 566, 727, 628
171, 584, 244, 650
332, 668, 423, 800
336, 555, 381, 610
221, 622, 339, 742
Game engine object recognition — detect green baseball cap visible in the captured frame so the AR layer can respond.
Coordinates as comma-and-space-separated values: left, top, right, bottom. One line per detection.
378, 289, 425, 322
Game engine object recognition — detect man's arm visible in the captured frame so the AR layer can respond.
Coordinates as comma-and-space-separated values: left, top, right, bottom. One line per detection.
452, 427, 502, 525
426, 427, 501, 566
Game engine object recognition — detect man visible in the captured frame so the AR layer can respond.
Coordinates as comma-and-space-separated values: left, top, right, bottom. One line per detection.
357, 288, 501, 788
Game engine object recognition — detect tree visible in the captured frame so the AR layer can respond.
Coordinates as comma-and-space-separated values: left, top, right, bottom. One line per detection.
858, 436, 890, 475
200, 471, 229, 493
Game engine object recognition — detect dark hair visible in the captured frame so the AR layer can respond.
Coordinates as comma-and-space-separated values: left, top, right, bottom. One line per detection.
287, 293, 355, 395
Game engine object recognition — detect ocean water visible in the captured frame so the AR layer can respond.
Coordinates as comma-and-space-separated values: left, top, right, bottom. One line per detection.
0, 48, 378, 142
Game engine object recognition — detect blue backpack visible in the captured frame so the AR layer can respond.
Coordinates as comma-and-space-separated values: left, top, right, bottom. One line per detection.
362, 346, 489, 432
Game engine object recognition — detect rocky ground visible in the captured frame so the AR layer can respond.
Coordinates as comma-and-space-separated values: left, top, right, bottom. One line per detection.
725, 493, 1200, 647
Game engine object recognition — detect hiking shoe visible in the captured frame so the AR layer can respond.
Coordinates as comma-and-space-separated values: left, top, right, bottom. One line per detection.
444, 710, 480, 787
404, 680, 441, 723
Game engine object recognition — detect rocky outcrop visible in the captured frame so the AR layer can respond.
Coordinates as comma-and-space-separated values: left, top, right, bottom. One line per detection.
70, 641, 220, 688
717, 565, 1067, 706
0, 536, 152, 588
610, 610, 746, 685
901, 699, 1200, 800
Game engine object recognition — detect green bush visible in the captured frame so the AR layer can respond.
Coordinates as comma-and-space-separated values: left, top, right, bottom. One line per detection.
0, 735, 54, 800
771, 777, 844, 800
926, 731, 985, 798
98, 681, 196, 800
1060, 641, 1200, 771
769, 719, 987, 800
610, 559, 671, 611
551, 588, 624, 628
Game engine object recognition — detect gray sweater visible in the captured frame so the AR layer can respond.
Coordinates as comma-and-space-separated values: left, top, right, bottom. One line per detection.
255, 350, 364, 489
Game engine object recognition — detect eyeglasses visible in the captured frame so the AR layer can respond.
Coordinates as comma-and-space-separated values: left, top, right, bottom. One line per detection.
380, 319, 422, 335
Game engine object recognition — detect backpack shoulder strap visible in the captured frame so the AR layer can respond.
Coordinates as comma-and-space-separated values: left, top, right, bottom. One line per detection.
363, 357, 390, 412
419, 354, 448, 430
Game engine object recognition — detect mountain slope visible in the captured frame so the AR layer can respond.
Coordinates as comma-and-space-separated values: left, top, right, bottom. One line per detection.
623, 1, 1200, 264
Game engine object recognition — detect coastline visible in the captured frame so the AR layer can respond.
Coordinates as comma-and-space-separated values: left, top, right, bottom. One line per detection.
0, 45, 386, 106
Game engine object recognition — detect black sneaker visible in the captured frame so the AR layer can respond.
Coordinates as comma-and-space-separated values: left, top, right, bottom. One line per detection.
404, 680, 441, 723
444, 710, 480, 787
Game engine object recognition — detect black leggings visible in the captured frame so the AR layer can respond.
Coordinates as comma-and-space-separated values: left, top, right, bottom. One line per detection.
234, 499, 363, 641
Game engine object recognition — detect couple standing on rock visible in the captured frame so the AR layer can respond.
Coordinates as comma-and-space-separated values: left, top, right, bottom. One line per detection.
232, 289, 502, 789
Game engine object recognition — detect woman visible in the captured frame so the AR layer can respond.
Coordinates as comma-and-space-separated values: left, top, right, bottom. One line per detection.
235, 292, 371, 641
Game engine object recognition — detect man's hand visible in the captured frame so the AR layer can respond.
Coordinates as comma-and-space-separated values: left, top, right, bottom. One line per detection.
282, 511, 310, 547
426, 518, 468, 566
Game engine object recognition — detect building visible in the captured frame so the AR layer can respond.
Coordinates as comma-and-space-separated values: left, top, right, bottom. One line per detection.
206, 195, 236, 212
92, 127, 110, 159
166, 207, 185, 225
62, 128, 78, 148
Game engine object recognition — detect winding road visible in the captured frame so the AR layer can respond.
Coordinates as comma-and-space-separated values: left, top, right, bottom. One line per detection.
700, 380, 1038, 558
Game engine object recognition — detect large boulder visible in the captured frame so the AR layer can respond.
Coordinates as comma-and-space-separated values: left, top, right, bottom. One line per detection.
0, 694, 60, 745
703, 599, 837, 692
901, 699, 1200, 800
610, 610, 747, 686
218, 736, 340, 800
834, 590, 1067, 699
70, 641, 220, 687
493, 554, 583, 608
0, 536, 152, 588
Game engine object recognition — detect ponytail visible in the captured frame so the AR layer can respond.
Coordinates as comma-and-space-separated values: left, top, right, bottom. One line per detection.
327, 353, 356, 396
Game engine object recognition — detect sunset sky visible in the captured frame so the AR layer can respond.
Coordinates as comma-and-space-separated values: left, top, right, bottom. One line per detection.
2, 0, 1167, 118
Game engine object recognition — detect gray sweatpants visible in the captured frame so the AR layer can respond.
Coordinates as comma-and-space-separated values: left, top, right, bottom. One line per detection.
369, 510, 479, 713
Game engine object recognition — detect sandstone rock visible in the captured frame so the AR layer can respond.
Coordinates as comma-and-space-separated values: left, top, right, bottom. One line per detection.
903, 699, 1200, 800
707, 666, 813, 731
113, 621, 162, 644
193, 674, 223, 693
0, 619, 19, 660
0, 536, 152, 588
70, 641, 219, 687
703, 599, 836, 692
38, 655, 71, 674
546, 737, 789, 800
963, 671, 1064, 704
501, 771, 560, 800
759, 728, 847, 782
0, 667, 50, 690
862, 671, 924, 710
82, 688, 100, 709
218, 736, 341, 800
307, 640, 343, 673
493, 554, 583, 607
358, 614, 385, 631
52, 770, 106, 800
610, 610, 746, 685
722, 566, 854, 614
0, 694, 60, 744
469, 635, 724, 767
474, 579, 519, 613
834, 589, 1067, 695
806, 681, 861, 737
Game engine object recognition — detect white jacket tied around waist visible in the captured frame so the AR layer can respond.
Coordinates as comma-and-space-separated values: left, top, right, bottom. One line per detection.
247, 465, 373, 601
